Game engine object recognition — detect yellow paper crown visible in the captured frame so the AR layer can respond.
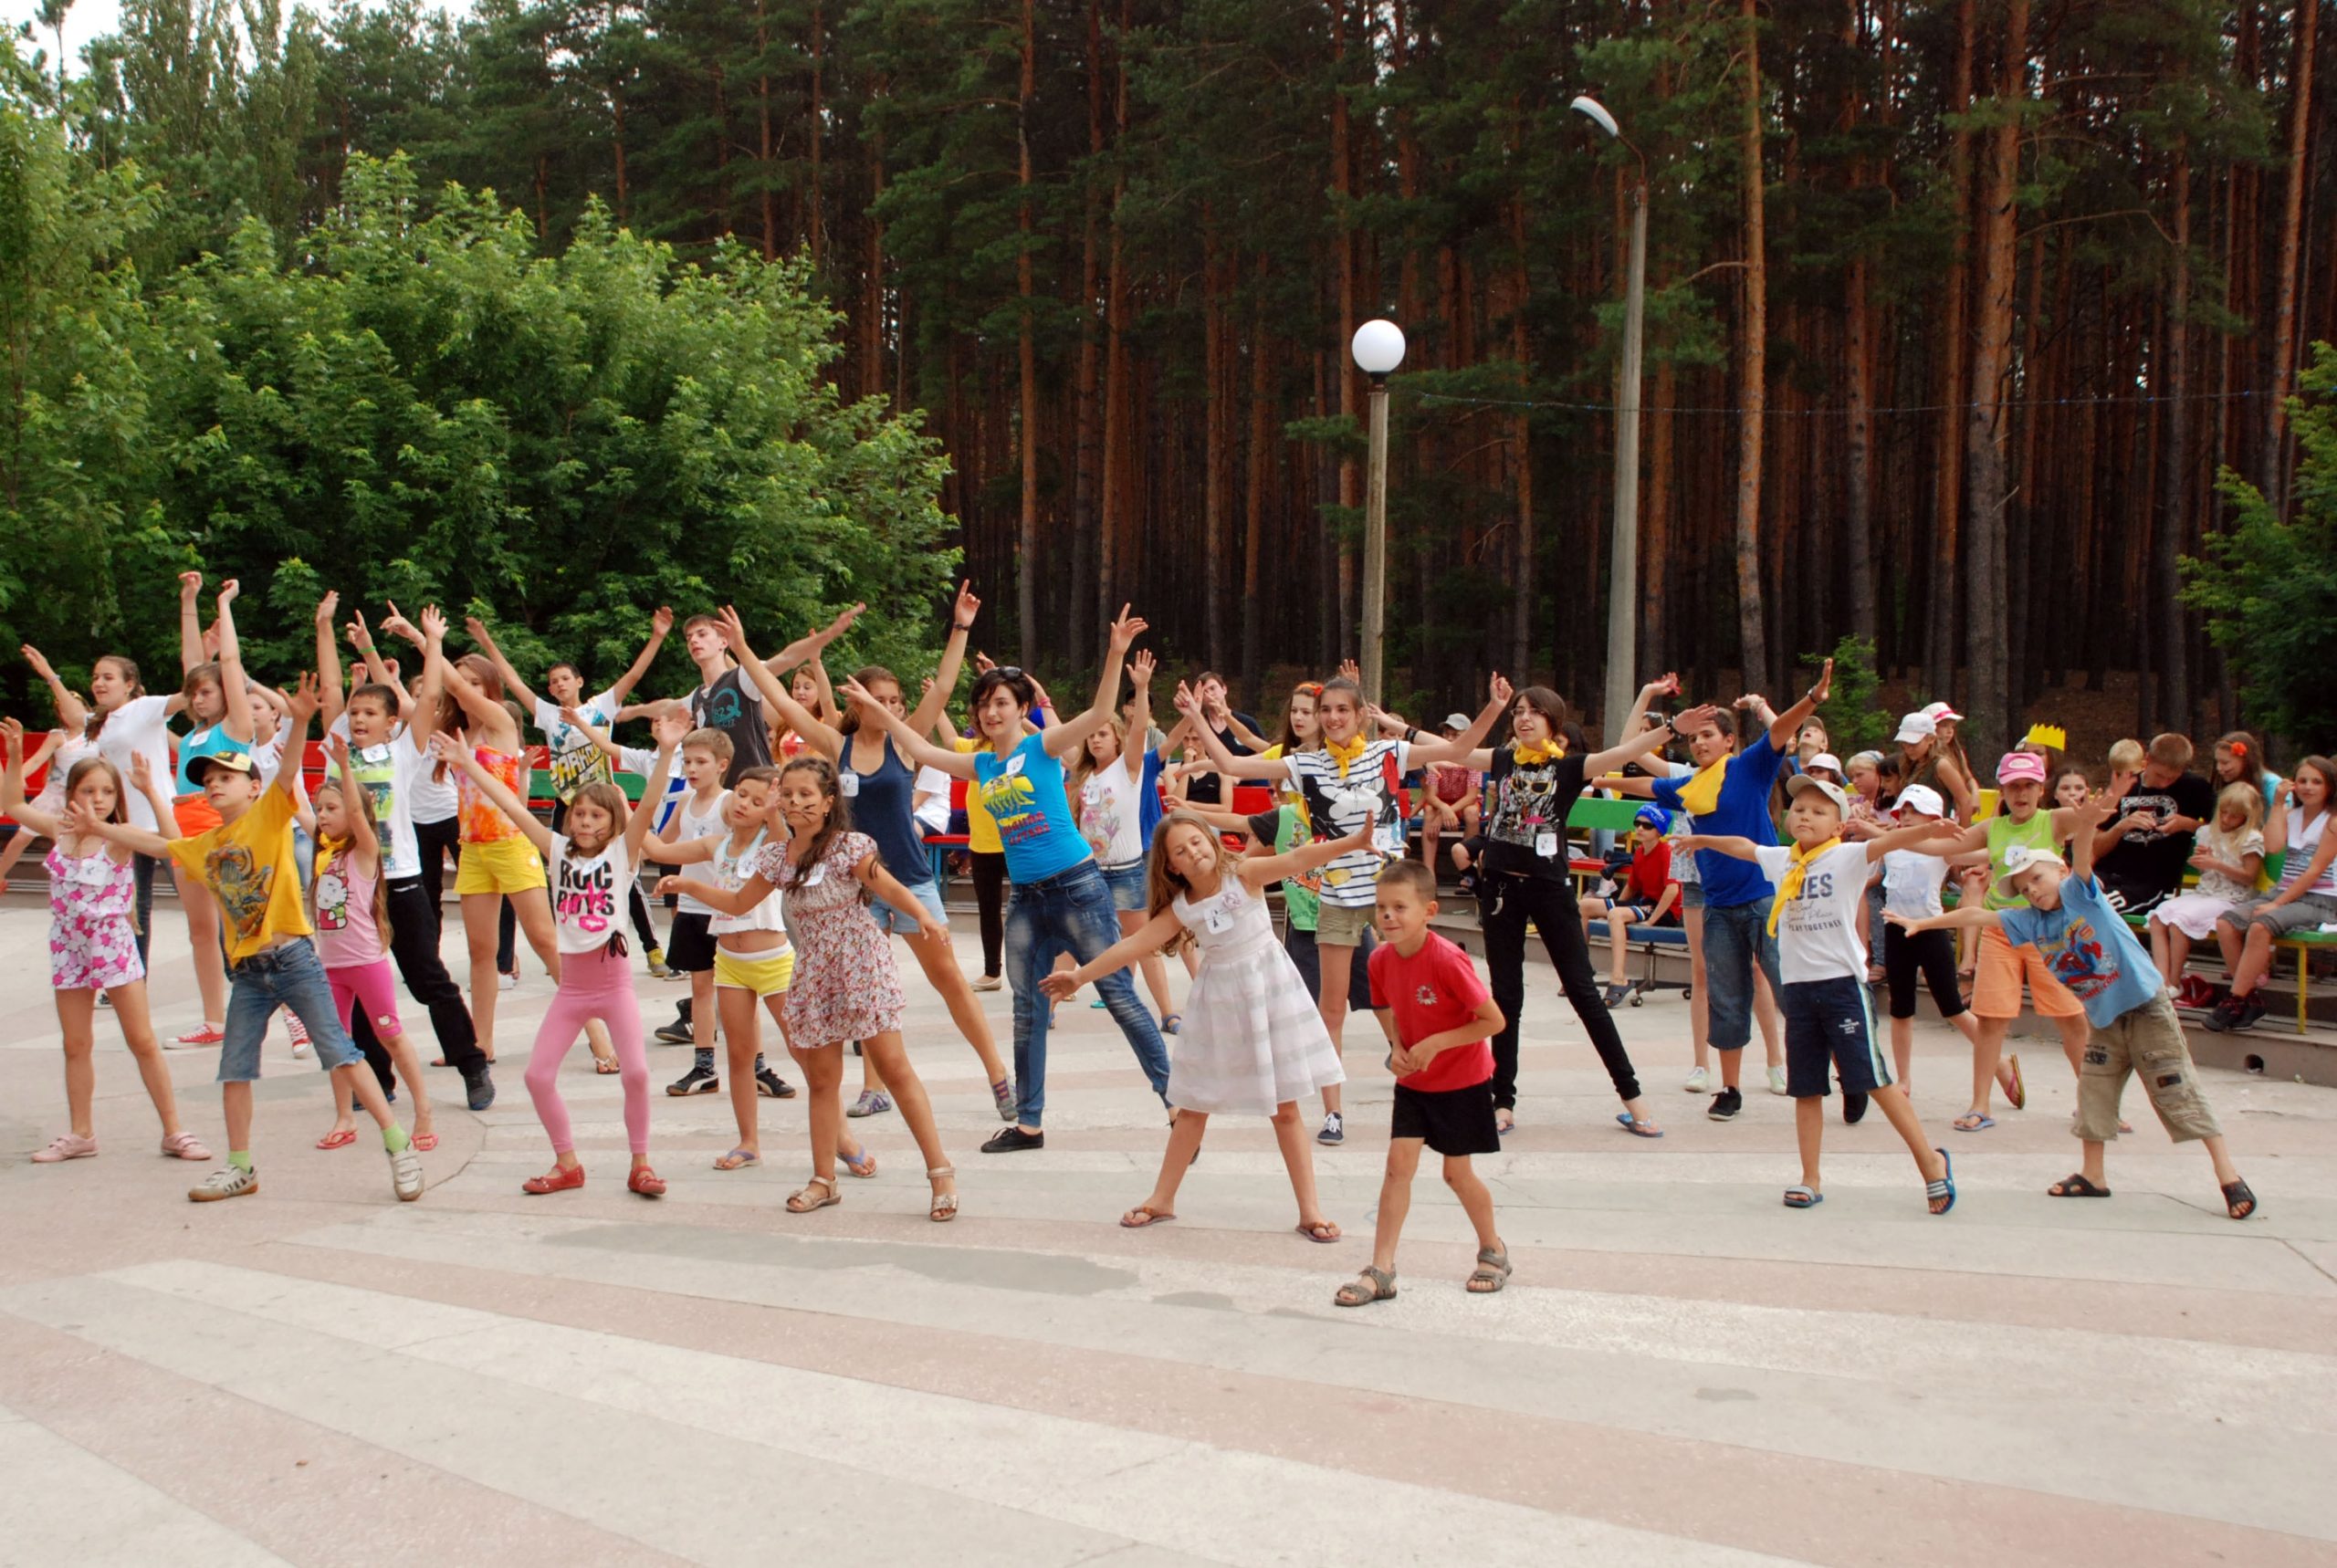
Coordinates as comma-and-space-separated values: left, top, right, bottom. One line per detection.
2023, 723, 2068, 751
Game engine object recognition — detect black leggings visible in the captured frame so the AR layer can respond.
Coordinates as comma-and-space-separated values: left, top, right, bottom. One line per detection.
1885, 924, 1966, 1020
1479, 870, 1642, 1109
132, 851, 160, 966
972, 850, 1008, 978
351, 875, 487, 1089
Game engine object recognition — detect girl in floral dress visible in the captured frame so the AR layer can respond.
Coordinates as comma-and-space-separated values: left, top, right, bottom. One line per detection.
669, 756, 962, 1220
3, 721, 208, 1165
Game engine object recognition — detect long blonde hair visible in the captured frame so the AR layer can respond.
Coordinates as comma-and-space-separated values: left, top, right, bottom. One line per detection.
1144, 810, 1236, 956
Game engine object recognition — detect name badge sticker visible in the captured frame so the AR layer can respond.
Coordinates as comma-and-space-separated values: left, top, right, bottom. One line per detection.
1535, 830, 1560, 859
839, 771, 860, 798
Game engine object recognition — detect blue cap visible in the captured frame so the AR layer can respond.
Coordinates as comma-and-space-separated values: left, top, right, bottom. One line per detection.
1634, 805, 1669, 831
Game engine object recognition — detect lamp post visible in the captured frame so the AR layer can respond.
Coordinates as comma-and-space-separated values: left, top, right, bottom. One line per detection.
1573, 95, 1650, 742
1351, 318, 1406, 700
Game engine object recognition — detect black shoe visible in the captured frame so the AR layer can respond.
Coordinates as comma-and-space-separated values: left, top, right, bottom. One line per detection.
755, 1065, 796, 1099
1707, 1087, 1743, 1122
654, 1019, 696, 1046
464, 1065, 496, 1112
1841, 1090, 1869, 1125
981, 1125, 1045, 1153
667, 1062, 719, 1096
2233, 993, 2268, 1031
2201, 997, 2239, 1033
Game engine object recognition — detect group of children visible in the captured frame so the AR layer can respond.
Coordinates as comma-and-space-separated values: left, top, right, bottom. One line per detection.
8, 582, 2269, 1314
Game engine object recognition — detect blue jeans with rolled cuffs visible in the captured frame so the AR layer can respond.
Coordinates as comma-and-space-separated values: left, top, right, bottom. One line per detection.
1003, 858, 1171, 1127
1700, 896, 1784, 1053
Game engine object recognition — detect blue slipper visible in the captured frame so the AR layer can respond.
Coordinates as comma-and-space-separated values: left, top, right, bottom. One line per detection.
1953, 1113, 1996, 1132
1783, 1185, 1824, 1208
1927, 1146, 1956, 1215
1616, 1112, 1665, 1139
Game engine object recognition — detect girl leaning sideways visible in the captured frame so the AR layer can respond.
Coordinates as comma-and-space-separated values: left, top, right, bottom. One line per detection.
845, 608, 1173, 1155
2148, 785, 2266, 985
308, 735, 440, 1153
669, 754, 962, 1220
1044, 810, 1375, 1239
711, 595, 1017, 1119
433, 717, 676, 1195
5, 722, 209, 1163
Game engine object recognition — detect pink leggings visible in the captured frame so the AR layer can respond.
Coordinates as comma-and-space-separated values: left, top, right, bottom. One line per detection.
525, 946, 650, 1155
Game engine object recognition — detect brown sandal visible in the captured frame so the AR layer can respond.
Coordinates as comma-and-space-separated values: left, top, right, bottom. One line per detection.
1334, 1266, 1398, 1307
927, 1165, 959, 1222
786, 1175, 841, 1213
1120, 1204, 1177, 1228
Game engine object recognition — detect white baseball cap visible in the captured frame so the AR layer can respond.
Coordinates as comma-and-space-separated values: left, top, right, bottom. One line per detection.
1896, 783, 1946, 819
1922, 700, 1965, 724
1995, 841, 2063, 901
1894, 711, 1937, 745
1785, 773, 1850, 817
1441, 712, 1472, 731
1805, 752, 1843, 776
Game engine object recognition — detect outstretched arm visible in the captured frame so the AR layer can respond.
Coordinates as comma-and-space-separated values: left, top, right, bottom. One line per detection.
1039, 905, 1186, 998
1860, 816, 1968, 864
717, 606, 844, 760
1238, 821, 1376, 891
1406, 673, 1515, 768
1675, 832, 1761, 863
1173, 685, 1292, 781
839, 671, 976, 779
1042, 604, 1148, 760
19, 644, 89, 732
1764, 658, 1833, 753
463, 615, 541, 716
655, 867, 777, 917
761, 602, 865, 678
608, 606, 674, 706
1584, 704, 1718, 778
426, 732, 553, 859
1886, 903, 2004, 936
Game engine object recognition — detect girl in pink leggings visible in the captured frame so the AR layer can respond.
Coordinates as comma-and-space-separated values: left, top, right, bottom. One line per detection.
433, 718, 679, 1197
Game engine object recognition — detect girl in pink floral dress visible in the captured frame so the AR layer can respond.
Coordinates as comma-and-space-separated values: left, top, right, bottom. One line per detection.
3, 720, 208, 1165
673, 756, 962, 1222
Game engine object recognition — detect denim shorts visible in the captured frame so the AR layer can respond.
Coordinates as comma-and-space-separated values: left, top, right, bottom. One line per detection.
871, 876, 948, 936
220, 938, 362, 1082
1099, 860, 1148, 914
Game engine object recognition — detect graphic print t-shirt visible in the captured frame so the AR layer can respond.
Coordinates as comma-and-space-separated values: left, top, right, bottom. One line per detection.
534, 687, 620, 804
687, 668, 773, 785
549, 833, 637, 955
1752, 841, 1872, 985
2095, 771, 2217, 906
1481, 751, 1588, 883
1996, 873, 2166, 1029
1281, 739, 1410, 909
168, 786, 308, 961
972, 732, 1090, 883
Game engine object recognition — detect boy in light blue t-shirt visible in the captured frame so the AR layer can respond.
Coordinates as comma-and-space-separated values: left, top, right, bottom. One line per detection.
1889, 797, 2258, 1220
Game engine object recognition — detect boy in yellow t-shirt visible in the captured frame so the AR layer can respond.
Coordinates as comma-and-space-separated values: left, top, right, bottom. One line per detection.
77, 673, 422, 1206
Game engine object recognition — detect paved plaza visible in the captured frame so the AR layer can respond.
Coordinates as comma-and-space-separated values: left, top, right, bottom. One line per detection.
1, 899, 2332, 1567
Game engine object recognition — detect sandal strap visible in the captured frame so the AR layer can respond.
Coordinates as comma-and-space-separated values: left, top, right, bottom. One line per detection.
926, 1166, 955, 1179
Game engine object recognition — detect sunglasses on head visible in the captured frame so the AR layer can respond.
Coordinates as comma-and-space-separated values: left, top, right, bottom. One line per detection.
991, 666, 1024, 681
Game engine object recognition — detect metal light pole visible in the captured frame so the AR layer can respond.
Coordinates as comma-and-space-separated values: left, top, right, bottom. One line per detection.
1574, 95, 1651, 741
1351, 319, 1406, 699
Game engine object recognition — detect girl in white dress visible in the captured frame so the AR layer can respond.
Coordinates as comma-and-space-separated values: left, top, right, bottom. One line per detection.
1043, 809, 1372, 1241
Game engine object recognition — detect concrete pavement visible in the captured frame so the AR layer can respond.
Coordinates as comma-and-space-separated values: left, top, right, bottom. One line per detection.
2, 900, 2332, 1566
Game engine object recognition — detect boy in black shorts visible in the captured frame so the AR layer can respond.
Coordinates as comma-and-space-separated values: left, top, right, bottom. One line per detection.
1335, 862, 1509, 1307
1683, 777, 1960, 1214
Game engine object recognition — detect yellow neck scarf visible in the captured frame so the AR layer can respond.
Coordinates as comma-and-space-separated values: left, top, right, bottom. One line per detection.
1512, 738, 1563, 766
1324, 733, 1368, 778
1767, 836, 1842, 936
1674, 758, 1727, 816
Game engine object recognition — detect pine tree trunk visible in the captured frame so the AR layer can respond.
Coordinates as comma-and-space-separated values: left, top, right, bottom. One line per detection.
2263, 0, 2319, 513
1927, 0, 1977, 698
1242, 262, 1271, 698
1733, 0, 1771, 695
1096, 0, 1131, 650
1962, 0, 2028, 748
808, 2, 824, 267
2157, 149, 2193, 727
1509, 196, 1534, 683
1071, 0, 1105, 660
1015, 0, 1039, 666
1203, 221, 1229, 671
757, 0, 776, 260
861, 107, 886, 398
1844, 251, 1876, 648
1643, 357, 1674, 680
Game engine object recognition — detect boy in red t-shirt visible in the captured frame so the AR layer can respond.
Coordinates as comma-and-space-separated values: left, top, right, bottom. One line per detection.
1336, 861, 1508, 1308
1577, 804, 1682, 1007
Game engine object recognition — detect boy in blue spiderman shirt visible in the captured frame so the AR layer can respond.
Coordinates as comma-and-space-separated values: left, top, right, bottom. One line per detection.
1889, 795, 2258, 1219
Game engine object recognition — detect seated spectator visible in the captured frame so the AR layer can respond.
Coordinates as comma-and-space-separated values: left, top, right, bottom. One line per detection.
2093, 734, 2216, 917
1579, 805, 1681, 1008
1421, 712, 1483, 889
2149, 783, 2266, 991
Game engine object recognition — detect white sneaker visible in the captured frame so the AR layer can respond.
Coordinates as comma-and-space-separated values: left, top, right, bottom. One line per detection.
189, 1165, 258, 1202
498, 971, 519, 991
1682, 1065, 1709, 1094
389, 1144, 424, 1202
1767, 1064, 1789, 1096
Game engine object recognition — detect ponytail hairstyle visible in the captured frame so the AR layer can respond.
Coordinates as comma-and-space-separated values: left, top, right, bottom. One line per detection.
85, 654, 145, 739
775, 756, 862, 899
837, 664, 898, 737
317, 775, 394, 950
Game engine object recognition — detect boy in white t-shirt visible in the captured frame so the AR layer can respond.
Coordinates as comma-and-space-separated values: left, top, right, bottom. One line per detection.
1683, 776, 1962, 1214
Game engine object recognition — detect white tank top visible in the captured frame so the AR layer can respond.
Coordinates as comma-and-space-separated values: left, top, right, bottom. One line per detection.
2287, 807, 2337, 898
707, 826, 787, 938
671, 789, 730, 917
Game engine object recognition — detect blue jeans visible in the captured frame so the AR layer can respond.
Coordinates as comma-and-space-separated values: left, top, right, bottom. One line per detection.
1004, 859, 1170, 1126
1700, 897, 1783, 1053
219, 938, 362, 1082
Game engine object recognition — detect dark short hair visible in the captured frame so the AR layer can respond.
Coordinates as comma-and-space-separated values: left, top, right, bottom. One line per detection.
970, 667, 1037, 711
1377, 860, 1437, 902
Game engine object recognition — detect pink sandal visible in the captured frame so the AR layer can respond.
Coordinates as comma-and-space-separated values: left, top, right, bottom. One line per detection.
158, 1131, 212, 1161
315, 1127, 358, 1151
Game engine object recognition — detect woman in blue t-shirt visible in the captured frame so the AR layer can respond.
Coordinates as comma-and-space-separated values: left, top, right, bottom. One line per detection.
845, 606, 1171, 1152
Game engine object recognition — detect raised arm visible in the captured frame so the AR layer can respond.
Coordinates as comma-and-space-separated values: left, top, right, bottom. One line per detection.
837, 673, 974, 779
607, 606, 674, 706
314, 591, 345, 732
19, 644, 89, 732
401, 610, 447, 758
718, 606, 844, 760
622, 740, 677, 864
422, 611, 518, 742
2068, 795, 2112, 883
1173, 684, 1291, 781
1043, 604, 1147, 760
1404, 673, 1515, 767
1584, 703, 1717, 778
177, 570, 205, 674
1764, 658, 1833, 753
214, 580, 255, 746
761, 601, 865, 677
1619, 674, 1680, 745
463, 614, 541, 716
0, 719, 63, 839
1675, 832, 1762, 863
1120, 651, 1157, 781
322, 736, 381, 872
906, 582, 981, 738
426, 731, 553, 858
271, 673, 320, 805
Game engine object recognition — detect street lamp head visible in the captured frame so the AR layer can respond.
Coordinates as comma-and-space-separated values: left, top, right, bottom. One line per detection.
1570, 95, 1620, 140
1350, 318, 1406, 378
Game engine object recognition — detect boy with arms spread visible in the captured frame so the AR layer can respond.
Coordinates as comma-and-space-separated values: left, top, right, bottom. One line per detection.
1891, 798, 2258, 1219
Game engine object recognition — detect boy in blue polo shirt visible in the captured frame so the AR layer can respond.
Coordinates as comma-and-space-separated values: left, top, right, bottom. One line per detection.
1889, 796, 2258, 1219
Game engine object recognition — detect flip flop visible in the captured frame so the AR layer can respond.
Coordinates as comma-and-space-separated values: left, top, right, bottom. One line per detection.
713, 1147, 760, 1171
1294, 1218, 1341, 1243
1783, 1185, 1824, 1208
1495, 1109, 1516, 1136
2221, 1178, 2258, 1220
2005, 1053, 2027, 1110
2048, 1172, 2112, 1197
1120, 1205, 1176, 1228
1952, 1112, 1996, 1133
840, 1145, 878, 1179
314, 1127, 358, 1151
1615, 1112, 1665, 1139
1927, 1146, 1956, 1215
593, 1055, 622, 1075
1162, 1013, 1182, 1035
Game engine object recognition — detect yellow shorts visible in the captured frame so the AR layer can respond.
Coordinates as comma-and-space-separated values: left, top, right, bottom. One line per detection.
454, 835, 547, 896
714, 946, 794, 998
